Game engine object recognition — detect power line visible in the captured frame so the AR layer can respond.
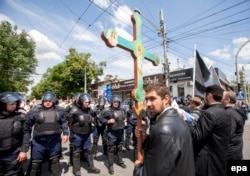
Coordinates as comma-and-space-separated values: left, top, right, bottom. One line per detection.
174, 17, 250, 42
171, 8, 250, 41
169, 0, 246, 33
69, 0, 115, 49
58, 1, 93, 48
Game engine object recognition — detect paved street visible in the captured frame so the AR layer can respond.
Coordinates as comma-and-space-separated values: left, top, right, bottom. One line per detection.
22, 120, 250, 176
23, 138, 135, 176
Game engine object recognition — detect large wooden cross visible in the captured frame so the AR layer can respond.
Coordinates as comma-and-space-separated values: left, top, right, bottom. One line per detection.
101, 10, 159, 163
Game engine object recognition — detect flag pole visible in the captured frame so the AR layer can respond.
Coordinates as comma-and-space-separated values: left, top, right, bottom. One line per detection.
192, 44, 197, 97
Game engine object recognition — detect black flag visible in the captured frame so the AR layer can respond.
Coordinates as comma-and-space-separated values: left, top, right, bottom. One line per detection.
207, 65, 221, 87
193, 50, 210, 98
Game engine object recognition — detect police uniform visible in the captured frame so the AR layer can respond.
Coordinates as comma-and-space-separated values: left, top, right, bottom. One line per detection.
102, 95, 127, 175
24, 91, 69, 176
129, 111, 149, 161
68, 93, 100, 176
0, 92, 29, 176
65, 92, 83, 167
124, 99, 134, 150
92, 97, 108, 158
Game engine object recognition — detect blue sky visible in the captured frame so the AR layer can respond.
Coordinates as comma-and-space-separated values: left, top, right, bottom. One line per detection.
1, 0, 250, 88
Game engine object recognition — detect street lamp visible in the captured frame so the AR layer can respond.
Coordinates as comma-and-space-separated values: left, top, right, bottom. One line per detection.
235, 39, 250, 92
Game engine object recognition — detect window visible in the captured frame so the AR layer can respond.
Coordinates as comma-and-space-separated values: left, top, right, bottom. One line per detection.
177, 85, 184, 97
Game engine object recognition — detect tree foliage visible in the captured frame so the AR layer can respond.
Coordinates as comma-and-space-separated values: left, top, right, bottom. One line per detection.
0, 21, 37, 92
30, 48, 106, 99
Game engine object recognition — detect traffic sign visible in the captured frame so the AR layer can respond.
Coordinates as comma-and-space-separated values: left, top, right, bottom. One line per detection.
236, 93, 245, 100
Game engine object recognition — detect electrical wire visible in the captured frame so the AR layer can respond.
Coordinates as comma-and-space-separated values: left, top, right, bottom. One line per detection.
58, 1, 93, 48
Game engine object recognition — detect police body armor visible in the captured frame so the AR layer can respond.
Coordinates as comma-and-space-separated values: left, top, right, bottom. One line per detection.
95, 109, 104, 127
33, 109, 61, 137
71, 108, 92, 135
0, 113, 23, 151
109, 109, 125, 131
126, 109, 134, 124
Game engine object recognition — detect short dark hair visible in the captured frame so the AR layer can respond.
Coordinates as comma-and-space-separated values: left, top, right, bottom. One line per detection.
144, 83, 171, 101
205, 84, 224, 102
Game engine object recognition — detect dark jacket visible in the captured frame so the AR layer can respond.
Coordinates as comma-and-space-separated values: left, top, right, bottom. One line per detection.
225, 106, 245, 160
189, 104, 232, 176
138, 107, 195, 176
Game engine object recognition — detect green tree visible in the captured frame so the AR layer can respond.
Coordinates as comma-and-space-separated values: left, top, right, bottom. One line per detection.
31, 48, 106, 99
0, 21, 37, 92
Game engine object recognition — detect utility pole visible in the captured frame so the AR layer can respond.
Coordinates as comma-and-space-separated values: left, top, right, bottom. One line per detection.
159, 9, 169, 87
84, 66, 87, 93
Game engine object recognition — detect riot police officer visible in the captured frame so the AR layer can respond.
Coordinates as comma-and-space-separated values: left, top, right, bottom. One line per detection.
124, 99, 133, 151
102, 95, 127, 175
65, 92, 83, 167
180, 96, 190, 113
24, 91, 69, 176
0, 92, 28, 176
68, 93, 100, 176
92, 97, 108, 158
129, 110, 148, 161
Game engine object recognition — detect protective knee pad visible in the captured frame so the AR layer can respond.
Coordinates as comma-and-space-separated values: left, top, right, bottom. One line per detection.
31, 160, 42, 170
73, 151, 81, 159
27, 159, 42, 176
50, 156, 59, 164
108, 146, 116, 153
83, 148, 92, 156
102, 138, 107, 145
49, 157, 60, 176
117, 144, 123, 152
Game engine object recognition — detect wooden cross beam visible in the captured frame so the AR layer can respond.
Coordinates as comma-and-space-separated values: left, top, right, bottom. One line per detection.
101, 10, 159, 163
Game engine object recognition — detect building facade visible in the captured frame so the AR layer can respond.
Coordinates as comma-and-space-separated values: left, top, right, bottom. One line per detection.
92, 67, 233, 101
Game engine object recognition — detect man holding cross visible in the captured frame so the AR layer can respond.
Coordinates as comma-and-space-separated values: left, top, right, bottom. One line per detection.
134, 83, 195, 176
101, 10, 195, 176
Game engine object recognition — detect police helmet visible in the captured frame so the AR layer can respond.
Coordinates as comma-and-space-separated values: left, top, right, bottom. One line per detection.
127, 99, 133, 106
41, 91, 57, 103
74, 92, 82, 103
173, 97, 182, 105
111, 95, 121, 103
98, 97, 106, 106
79, 93, 92, 104
182, 96, 188, 102
0, 92, 21, 111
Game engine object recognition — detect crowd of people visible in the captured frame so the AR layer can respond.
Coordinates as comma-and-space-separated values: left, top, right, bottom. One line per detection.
0, 83, 248, 176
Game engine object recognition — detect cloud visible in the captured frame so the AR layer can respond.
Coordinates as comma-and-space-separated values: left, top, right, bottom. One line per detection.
233, 37, 249, 45
29, 30, 61, 61
114, 27, 133, 41
111, 5, 133, 28
210, 46, 231, 60
109, 55, 162, 78
203, 57, 214, 67
36, 52, 61, 61
232, 37, 250, 60
92, 0, 113, 9
6, 0, 65, 35
0, 13, 15, 25
72, 25, 99, 42
143, 61, 162, 75
95, 21, 104, 31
